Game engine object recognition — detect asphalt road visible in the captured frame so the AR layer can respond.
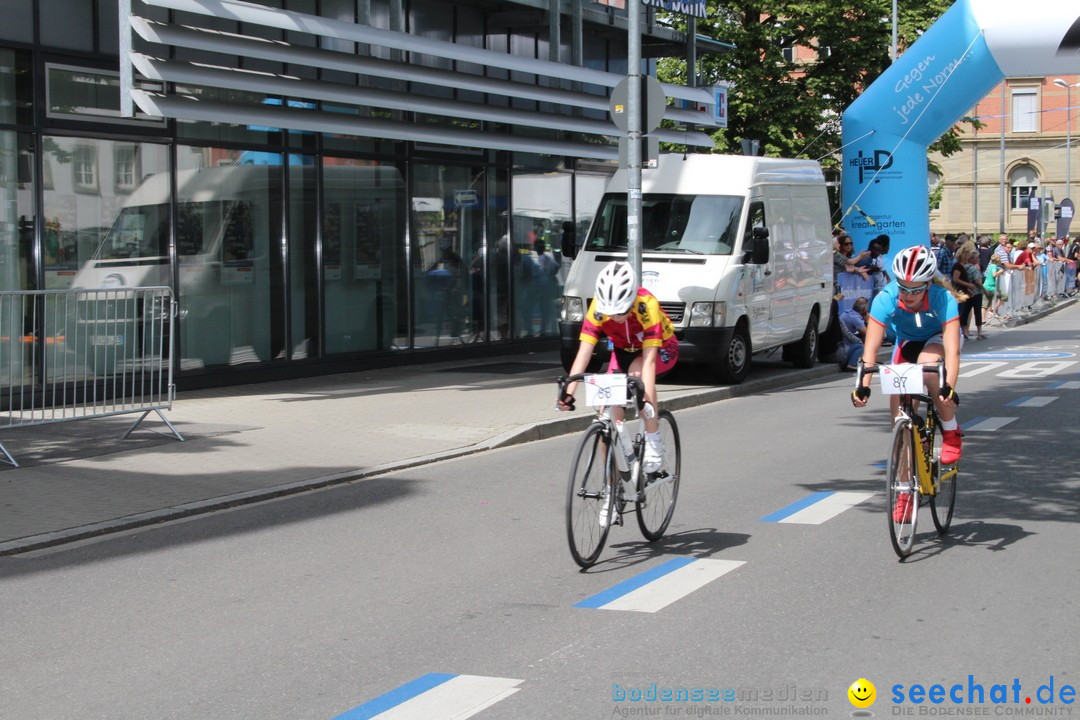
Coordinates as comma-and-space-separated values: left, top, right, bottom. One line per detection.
3, 307, 1079, 719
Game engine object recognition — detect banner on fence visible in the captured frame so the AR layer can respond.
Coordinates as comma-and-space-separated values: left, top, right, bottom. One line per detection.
837, 272, 875, 314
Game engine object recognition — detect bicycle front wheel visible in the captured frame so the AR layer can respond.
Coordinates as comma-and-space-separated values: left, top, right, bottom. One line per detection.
930, 454, 958, 535
566, 423, 616, 568
636, 410, 681, 542
886, 419, 918, 559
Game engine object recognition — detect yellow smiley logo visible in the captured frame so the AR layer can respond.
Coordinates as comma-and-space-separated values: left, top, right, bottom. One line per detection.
848, 678, 876, 708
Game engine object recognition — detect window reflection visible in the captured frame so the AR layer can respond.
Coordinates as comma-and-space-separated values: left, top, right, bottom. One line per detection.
174, 148, 279, 369
46, 138, 170, 291
586, 194, 743, 256
411, 163, 486, 348
512, 171, 571, 338
322, 158, 404, 354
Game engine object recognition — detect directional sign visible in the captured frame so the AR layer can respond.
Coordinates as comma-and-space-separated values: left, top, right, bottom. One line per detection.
453, 189, 479, 208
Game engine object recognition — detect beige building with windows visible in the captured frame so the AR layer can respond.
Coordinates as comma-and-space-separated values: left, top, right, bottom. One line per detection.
930, 75, 1079, 239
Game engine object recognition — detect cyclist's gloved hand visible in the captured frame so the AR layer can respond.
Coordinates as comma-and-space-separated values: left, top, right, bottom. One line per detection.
939, 384, 959, 406
557, 392, 576, 411
851, 385, 871, 407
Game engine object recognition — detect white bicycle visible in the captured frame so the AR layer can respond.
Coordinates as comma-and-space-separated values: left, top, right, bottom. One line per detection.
557, 373, 681, 568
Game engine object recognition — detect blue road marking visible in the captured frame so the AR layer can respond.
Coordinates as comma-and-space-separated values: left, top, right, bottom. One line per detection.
574, 557, 696, 609
961, 417, 988, 431
759, 491, 834, 522
332, 673, 455, 720
1005, 397, 1032, 407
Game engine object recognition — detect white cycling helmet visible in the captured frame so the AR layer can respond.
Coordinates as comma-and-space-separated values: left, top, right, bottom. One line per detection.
594, 261, 637, 315
891, 245, 938, 284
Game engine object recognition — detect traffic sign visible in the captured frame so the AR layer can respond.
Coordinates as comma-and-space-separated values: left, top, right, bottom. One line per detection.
609, 75, 667, 133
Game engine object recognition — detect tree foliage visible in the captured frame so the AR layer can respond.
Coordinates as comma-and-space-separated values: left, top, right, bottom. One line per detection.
656, 0, 960, 172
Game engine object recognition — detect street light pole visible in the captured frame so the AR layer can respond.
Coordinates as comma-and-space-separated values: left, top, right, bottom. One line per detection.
890, 0, 898, 62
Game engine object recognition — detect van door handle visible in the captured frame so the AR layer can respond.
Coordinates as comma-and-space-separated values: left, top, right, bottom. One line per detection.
764, 270, 772, 276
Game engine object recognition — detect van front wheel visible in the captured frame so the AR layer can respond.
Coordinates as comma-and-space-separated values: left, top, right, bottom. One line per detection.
712, 326, 751, 384
786, 313, 818, 369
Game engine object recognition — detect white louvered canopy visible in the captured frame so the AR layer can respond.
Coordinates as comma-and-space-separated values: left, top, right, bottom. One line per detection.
119, 0, 718, 159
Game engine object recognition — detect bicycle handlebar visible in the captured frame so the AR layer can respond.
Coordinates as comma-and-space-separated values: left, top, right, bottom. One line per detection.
557, 373, 646, 411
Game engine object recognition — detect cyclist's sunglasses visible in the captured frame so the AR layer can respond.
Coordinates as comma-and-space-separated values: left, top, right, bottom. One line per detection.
897, 283, 929, 295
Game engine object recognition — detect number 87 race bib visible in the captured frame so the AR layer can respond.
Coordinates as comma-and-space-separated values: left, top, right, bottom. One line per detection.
878, 364, 925, 396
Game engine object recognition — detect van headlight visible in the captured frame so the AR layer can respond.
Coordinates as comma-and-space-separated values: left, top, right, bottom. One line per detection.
561, 296, 584, 322
689, 301, 726, 327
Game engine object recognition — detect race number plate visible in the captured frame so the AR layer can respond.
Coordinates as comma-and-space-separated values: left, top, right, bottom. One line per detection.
584, 373, 629, 407
879, 363, 924, 395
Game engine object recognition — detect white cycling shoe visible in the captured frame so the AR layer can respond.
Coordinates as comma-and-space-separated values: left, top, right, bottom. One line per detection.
598, 496, 621, 528
643, 435, 664, 474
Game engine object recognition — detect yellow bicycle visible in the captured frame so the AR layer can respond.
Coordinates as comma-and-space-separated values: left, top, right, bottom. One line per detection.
857, 360, 959, 559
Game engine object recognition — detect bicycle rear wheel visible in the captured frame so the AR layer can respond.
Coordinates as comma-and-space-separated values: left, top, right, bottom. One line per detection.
886, 419, 918, 559
566, 423, 616, 568
930, 438, 958, 534
636, 410, 681, 542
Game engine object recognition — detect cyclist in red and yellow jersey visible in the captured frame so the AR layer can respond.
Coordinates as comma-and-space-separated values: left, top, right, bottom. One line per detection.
557, 261, 679, 472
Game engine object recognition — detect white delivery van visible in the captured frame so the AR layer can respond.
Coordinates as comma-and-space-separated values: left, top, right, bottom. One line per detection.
559, 153, 833, 384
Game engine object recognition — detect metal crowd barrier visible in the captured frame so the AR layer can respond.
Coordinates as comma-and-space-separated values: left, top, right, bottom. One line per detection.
0, 286, 183, 467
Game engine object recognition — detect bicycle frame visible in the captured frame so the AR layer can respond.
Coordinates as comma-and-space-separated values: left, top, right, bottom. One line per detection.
897, 397, 936, 496
560, 372, 647, 475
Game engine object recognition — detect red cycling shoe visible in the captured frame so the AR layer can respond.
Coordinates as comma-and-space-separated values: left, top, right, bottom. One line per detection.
940, 429, 963, 465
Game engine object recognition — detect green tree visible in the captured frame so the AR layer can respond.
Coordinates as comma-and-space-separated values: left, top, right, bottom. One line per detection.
656, 0, 958, 173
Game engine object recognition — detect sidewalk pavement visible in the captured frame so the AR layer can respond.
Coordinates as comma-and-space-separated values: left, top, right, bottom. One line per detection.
0, 347, 842, 555
1, 295, 1072, 555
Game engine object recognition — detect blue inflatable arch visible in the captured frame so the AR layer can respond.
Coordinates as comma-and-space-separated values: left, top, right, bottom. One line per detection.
841, 0, 1080, 256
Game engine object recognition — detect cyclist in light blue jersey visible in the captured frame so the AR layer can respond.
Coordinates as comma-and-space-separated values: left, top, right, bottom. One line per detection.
852, 245, 963, 468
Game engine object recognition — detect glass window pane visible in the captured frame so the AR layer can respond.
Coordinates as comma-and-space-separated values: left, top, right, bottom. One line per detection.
175, 147, 281, 369
46, 64, 164, 126
1012, 90, 1038, 133
512, 169, 570, 337
175, 86, 278, 144
288, 155, 318, 360
0, 131, 34, 389
98, 0, 120, 57
44, 137, 170, 291
39, 0, 94, 52
410, 163, 486, 348
0, 131, 35, 292
40, 138, 169, 380
0, 1, 33, 44
323, 158, 405, 354
0, 49, 33, 126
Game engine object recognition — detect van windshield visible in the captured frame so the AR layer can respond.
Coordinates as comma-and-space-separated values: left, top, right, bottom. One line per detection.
94, 204, 170, 261
585, 193, 743, 256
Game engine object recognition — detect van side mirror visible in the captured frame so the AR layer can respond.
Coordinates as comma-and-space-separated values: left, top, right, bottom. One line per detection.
751, 226, 770, 264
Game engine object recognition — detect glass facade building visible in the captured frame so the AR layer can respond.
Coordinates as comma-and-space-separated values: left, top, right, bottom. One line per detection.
0, 0, 712, 388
